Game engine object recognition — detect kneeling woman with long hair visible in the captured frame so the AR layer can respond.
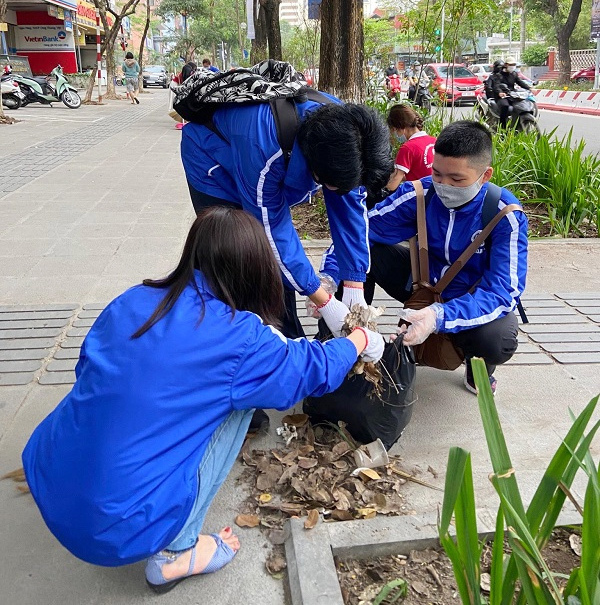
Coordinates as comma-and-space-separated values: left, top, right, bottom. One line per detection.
21, 207, 383, 593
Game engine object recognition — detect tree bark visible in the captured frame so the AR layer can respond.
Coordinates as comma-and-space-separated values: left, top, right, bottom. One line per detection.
261, 0, 282, 60
319, 0, 363, 101
250, 3, 268, 64
138, 0, 151, 92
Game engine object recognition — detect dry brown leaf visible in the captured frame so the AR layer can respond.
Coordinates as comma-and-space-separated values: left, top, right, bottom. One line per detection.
373, 493, 387, 508
357, 508, 377, 519
332, 441, 351, 457
235, 514, 260, 528
298, 444, 314, 456
569, 534, 582, 557
265, 552, 287, 575
333, 459, 349, 471
359, 468, 381, 481
298, 456, 318, 469
282, 413, 309, 427
304, 509, 320, 529
277, 464, 298, 486
331, 510, 354, 521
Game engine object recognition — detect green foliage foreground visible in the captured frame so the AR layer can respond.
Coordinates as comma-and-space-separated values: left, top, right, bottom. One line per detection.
439, 358, 600, 604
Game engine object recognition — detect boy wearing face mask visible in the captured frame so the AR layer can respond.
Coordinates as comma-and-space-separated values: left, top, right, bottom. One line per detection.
321, 121, 528, 395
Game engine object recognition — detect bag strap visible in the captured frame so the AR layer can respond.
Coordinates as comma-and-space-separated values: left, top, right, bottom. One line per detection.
434, 202, 521, 294
411, 180, 430, 284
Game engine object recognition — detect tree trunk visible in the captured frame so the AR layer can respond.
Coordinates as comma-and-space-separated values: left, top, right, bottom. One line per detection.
138, 0, 150, 92
553, 0, 583, 85
104, 42, 118, 98
520, 8, 526, 56
83, 69, 97, 103
250, 3, 268, 64
261, 0, 282, 60
319, 0, 363, 101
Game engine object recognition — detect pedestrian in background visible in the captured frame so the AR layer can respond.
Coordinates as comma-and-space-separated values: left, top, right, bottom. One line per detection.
202, 58, 219, 73
122, 52, 140, 104
170, 62, 197, 130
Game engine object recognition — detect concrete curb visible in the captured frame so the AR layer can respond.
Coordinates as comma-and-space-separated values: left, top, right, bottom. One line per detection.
285, 509, 582, 605
538, 103, 600, 116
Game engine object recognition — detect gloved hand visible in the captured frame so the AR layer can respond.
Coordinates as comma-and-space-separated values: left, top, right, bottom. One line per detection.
397, 306, 438, 346
305, 274, 338, 318
318, 295, 350, 338
342, 284, 367, 311
355, 327, 385, 363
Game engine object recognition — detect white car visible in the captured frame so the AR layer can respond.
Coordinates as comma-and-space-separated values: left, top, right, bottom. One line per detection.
469, 63, 493, 82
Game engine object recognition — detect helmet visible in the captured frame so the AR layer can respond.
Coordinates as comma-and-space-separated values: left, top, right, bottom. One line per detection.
413, 61, 421, 67
493, 60, 505, 73
505, 56, 517, 66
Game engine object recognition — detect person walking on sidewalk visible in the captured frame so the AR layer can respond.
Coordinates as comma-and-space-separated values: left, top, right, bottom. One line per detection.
122, 52, 140, 104
21, 207, 384, 594
322, 121, 528, 395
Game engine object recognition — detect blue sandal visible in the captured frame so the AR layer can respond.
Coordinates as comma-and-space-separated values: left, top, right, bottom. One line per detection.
146, 534, 237, 594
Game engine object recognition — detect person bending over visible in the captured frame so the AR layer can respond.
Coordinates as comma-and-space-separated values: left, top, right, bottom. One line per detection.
22, 207, 384, 594
323, 121, 528, 395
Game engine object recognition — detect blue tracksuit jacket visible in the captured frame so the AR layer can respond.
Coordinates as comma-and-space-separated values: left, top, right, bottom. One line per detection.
22, 272, 358, 566
181, 97, 370, 295
323, 177, 528, 332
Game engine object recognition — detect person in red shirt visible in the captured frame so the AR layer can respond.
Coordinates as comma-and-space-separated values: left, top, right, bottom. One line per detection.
384, 104, 436, 192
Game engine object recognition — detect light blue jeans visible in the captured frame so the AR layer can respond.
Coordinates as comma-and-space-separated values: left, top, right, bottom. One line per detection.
164, 409, 254, 553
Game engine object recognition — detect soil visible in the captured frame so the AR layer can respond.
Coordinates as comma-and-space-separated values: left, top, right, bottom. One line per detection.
290, 197, 598, 240
337, 528, 581, 604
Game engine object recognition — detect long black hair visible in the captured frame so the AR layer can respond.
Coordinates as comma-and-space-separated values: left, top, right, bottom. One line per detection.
132, 207, 285, 338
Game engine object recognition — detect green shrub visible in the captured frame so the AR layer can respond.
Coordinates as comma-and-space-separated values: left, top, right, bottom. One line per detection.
521, 44, 549, 67
439, 358, 600, 605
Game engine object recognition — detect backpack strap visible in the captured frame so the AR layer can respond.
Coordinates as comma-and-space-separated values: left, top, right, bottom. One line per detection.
408, 180, 430, 285
482, 183, 502, 233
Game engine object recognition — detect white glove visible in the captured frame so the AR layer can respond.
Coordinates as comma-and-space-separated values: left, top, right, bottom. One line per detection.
305, 274, 338, 318
355, 327, 385, 363
342, 285, 367, 311
398, 306, 438, 346
318, 295, 350, 338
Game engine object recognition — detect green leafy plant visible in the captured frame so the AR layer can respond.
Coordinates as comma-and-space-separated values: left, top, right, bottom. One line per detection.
521, 44, 549, 67
439, 358, 600, 604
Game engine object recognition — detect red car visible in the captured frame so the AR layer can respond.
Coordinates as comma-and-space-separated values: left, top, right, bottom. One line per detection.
424, 63, 484, 104
571, 66, 596, 83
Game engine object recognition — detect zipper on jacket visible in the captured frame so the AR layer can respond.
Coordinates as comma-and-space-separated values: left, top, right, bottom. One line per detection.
439, 209, 455, 278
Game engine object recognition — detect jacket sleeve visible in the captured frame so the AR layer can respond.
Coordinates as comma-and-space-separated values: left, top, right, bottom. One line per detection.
515, 75, 530, 90
230, 321, 358, 411
230, 135, 320, 296
439, 205, 528, 333
323, 187, 370, 283
367, 180, 422, 245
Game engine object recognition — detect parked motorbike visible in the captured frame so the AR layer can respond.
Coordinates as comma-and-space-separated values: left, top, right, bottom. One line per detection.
477, 88, 540, 134
412, 81, 433, 112
1, 75, 25, 110
11, 65, 81, 109
386, 74, 403, 99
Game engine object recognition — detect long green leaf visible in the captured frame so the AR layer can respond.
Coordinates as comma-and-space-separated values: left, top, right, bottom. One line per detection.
578, 453, 600, 605
488, 506, 506, 605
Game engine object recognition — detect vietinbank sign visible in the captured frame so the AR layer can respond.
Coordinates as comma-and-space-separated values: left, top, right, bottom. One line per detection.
16, 26, 75, 51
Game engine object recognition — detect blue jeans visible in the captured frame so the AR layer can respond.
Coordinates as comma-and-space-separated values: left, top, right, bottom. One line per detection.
164, 409, 254, 552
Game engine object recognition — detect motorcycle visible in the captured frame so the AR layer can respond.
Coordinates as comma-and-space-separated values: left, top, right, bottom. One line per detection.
386, 74, 403, 100
1, 75, 25, 110
477, 88, 540, 134
11, 65, 81, 109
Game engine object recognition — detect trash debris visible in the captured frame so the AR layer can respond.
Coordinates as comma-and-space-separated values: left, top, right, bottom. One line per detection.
275, 423, 298, 446
353, 438, 390, 469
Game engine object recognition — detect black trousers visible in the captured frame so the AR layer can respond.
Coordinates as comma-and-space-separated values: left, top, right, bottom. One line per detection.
498, 97, 512, 127
187, 182, 306, 340
364, 243, 519, 374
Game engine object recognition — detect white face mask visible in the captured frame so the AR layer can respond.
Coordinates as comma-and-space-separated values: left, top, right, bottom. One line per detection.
394, 131, 407, 144
506, 65, 516, 73
432, 172, 486, 209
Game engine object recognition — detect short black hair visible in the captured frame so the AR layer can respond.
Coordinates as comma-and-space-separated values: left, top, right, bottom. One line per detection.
125, 51, 134, 60
297, 103, 393, 196
434, 120, 492, 169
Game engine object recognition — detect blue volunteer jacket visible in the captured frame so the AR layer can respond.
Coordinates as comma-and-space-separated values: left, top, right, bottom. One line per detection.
323, 177, 528, 332
181, 97, 370, 295
22, 272, 358, 567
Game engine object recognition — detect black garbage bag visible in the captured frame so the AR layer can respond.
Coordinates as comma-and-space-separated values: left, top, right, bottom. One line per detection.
303, 329, 417, 450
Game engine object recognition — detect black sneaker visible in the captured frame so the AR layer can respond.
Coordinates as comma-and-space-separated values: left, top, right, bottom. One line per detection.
248, 409, 270, 434
464, 361, 497, 396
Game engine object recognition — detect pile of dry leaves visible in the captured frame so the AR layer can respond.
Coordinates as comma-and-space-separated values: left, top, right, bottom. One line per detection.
235, 415, 439, 540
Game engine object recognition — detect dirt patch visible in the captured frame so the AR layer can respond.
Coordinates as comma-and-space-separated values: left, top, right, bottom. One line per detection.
526, 202, 598, 238
337, 528, 581, 604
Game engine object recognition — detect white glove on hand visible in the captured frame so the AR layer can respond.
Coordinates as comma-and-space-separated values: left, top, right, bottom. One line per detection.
305, 274, 338, 318
318, 295, 350, 338
398, 306, 437, 346
342, 285, 367, 311
356, 327, 385, 363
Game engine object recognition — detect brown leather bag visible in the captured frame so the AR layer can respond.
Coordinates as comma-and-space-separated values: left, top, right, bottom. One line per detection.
402, 180, 520, 370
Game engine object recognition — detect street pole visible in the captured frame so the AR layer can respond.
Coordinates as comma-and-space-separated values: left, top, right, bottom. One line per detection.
595, 38, 600, 90
508, 0, 514, 54
440, 5, 445, 63
95, 8, 102, 103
